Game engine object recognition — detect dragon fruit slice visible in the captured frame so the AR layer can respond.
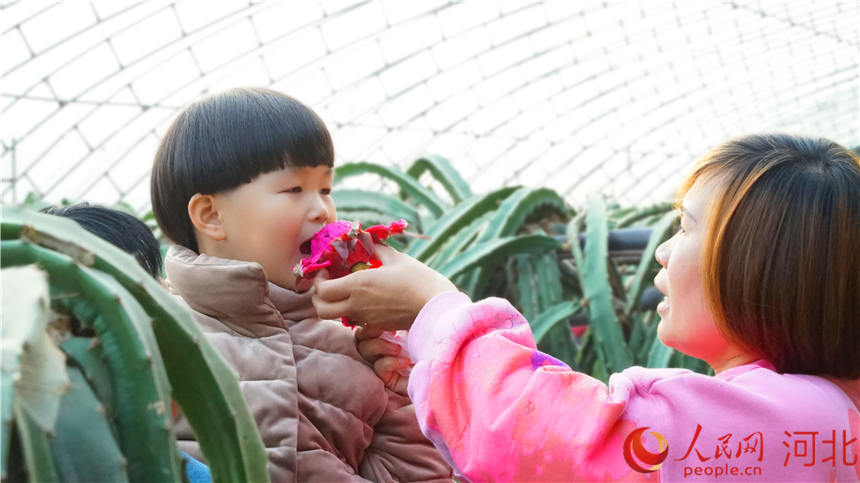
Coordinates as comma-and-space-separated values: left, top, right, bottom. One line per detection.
293, 219, 406, 280
293, 219, 407, 326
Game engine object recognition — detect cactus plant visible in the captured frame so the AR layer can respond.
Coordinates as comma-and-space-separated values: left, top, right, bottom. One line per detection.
1, 206, 269, 483
332, 156, 711, 380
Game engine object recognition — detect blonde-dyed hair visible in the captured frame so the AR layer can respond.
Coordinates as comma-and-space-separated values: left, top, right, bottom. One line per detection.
678, 134, 859, 377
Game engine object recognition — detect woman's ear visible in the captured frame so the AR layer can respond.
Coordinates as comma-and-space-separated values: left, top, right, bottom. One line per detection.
188, 193, 226, 241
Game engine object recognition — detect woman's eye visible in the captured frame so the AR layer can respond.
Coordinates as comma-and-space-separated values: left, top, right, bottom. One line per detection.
321, 188, 331, 195
674, 211, 686, 234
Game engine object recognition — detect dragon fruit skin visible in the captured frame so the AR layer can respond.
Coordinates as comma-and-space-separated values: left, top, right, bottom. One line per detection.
365, 219, 407, 241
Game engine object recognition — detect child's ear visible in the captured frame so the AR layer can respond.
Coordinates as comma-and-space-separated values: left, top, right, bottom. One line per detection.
188, 193, 226, 241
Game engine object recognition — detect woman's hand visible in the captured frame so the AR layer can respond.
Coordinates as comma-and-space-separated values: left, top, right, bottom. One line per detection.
312, 244, 456, 331
355, 326, 411, 395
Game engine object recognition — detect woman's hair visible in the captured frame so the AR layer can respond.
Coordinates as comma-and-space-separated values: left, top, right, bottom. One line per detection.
150, 87, 334, 252
678, 134, 859, 378
42, 203, 163, 279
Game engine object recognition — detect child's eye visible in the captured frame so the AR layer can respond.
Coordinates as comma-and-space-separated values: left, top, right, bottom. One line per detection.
321, 188, 331, 195
283, 186, 302, 193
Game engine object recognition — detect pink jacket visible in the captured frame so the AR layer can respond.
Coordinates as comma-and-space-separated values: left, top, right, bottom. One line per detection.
166, 246, 451, 482
407, 292, 860, 481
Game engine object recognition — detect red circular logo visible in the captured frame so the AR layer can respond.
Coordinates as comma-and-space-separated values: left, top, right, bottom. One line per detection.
623, 427, 669, 473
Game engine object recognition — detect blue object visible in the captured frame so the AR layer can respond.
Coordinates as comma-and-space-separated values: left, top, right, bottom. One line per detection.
181, 451, 212, 483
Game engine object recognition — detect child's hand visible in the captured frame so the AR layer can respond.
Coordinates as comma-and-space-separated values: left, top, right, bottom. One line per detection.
355, 326, 411, 396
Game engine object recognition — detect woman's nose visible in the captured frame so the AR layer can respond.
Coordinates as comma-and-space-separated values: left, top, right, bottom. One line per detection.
655, 238, 671, 268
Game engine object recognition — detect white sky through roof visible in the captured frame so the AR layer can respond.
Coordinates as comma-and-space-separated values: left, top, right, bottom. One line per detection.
1, 0, 858, 212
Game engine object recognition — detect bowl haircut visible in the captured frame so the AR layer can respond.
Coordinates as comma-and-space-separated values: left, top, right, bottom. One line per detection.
150, 87, 334, 253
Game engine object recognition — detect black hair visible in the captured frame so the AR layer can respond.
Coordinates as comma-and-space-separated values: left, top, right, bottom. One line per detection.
150, 87, 334, 252
41, 203, 163, 279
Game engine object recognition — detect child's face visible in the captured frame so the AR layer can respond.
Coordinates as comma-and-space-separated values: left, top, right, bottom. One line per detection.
214, 165, 336, 291
653, 177, 735, 368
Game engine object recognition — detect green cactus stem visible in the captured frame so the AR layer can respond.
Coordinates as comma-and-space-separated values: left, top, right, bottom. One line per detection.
50, 366, 129, 482
2, 207, 268, 483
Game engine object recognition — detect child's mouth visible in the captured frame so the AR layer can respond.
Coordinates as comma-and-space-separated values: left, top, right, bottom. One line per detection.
300, 239, 312, 256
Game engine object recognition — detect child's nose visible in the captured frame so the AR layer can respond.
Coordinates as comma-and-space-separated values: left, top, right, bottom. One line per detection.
308, 196, 331, 224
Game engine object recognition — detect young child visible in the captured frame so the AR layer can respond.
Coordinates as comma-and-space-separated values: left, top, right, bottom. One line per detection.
149, 87, 451, 481
313, 134, 860, 481
42, 203, 212, 483
42, 203, 163, 279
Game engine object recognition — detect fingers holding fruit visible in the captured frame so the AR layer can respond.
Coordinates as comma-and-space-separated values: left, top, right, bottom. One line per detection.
374, 356, 411, 395
357, 331, 403, 363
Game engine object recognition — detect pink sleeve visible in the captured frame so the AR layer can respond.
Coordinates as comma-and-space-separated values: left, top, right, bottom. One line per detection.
406, 292, 640, 481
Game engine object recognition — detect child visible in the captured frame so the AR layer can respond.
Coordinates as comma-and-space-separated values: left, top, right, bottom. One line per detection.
42, 203, 212, 483
149, 87, 451, 481
313, 134, 860, 481
42, 203, 163, 278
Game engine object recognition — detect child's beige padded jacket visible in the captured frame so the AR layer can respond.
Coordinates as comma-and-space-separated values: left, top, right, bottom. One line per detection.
165, 246, 451, 482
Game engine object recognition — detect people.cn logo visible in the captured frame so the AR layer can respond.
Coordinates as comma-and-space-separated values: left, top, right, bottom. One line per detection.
623, 427, 669, 473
